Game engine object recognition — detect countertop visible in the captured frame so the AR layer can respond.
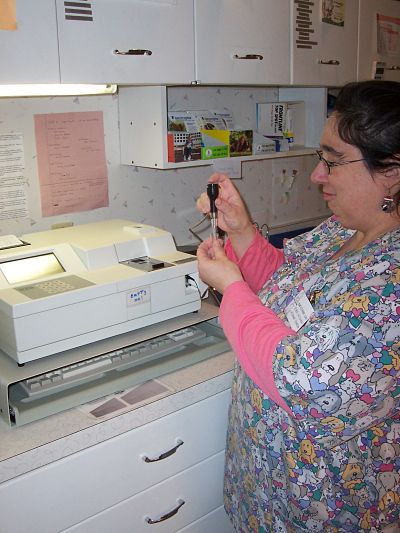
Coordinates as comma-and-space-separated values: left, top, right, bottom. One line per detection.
0, 347, 234, 484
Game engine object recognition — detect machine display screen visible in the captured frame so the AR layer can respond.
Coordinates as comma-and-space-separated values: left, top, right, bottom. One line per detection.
0, 253, 65, 284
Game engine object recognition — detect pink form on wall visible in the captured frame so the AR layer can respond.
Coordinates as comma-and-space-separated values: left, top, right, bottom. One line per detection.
34, 111, 109, 217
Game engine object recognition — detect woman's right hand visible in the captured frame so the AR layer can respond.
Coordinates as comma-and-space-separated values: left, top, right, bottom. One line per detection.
197, 237, 243, 294
196, 173, 254, 238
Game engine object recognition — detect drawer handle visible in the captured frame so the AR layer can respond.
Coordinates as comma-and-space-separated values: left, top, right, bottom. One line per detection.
233, 53, 263, 60
317, 59, 340, 65
387, 65, 400, 71
142, 439, 184, 463
113, 49, 153, 56
145, 499, 185, 524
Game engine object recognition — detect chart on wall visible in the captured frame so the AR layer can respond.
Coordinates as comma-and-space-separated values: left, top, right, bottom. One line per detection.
0, 133, 28, 221
34, 111, 109, 217
377, 13, 400, 58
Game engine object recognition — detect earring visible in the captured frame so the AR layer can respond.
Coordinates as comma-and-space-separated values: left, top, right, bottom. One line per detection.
381, 194, 395, 213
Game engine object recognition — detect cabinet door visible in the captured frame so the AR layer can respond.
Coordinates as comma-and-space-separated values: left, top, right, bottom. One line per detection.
56, 0, 195, 84
194, 0, 290, 85
0, 0, 59, 83
358, 0, 400, 82
291, 0, 359, 86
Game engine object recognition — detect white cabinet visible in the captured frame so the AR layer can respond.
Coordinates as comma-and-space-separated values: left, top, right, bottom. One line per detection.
64, 452, 231, 532
6, 0, 400, 88
0, 389, 232, 533
177, 506, 235, 532
119, 85, 205, 169
0, 0, 60, 84
290, 0, 359, 86
119, 85, 326, 169
56, 0, 195, 84
194, 0, 291, 85
358, 0, 400, 82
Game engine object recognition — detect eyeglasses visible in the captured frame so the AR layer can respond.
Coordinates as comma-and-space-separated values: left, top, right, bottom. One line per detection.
315, 150, 365, 174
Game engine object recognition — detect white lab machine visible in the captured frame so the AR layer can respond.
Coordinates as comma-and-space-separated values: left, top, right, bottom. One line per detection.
0, 219, 202, 365
0, 220, 231, 427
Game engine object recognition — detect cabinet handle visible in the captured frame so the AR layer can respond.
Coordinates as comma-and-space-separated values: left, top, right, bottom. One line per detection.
317, 59, 340, 65
233, 53, 263, 60
145, 499, 185, 524
113, 49, 153, 56
386, 65, 400, 71
142, 439, 184, 463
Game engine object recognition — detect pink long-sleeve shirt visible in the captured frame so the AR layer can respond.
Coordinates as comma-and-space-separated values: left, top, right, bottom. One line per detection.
220, 231, 296, 416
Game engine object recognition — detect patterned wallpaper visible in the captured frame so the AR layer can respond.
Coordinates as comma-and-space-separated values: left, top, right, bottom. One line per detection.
0, 87, 330, 245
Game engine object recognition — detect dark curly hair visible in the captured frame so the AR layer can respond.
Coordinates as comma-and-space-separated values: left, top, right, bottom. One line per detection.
333, 80, 400, 210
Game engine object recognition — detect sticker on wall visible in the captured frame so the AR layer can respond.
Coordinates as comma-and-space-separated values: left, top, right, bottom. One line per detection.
63, 0, 93, 22
295, 0, 318, 49
0, 0, 16, 31
213, 157, 242, 180
321, 0, 345, 27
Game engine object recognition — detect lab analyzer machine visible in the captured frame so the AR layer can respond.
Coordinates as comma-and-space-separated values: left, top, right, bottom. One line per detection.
0, 220, 228, 426
0, 219, 202, 364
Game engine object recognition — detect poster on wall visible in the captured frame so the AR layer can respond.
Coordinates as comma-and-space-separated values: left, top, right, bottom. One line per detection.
0, 133, 28, 221
34, 111, 109, 217
377, 14, 400, 58
321, 0, 345, 27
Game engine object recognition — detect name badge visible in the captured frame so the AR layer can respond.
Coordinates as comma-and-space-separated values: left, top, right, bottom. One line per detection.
285, 291, 314, 331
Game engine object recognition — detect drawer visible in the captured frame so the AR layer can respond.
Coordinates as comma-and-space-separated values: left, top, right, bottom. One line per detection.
63, 451, 226, 533
0, 389, 231, 533
177, 505, 235, 533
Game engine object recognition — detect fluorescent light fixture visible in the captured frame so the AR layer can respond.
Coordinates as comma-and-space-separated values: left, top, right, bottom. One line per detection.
0, 84, 117, 97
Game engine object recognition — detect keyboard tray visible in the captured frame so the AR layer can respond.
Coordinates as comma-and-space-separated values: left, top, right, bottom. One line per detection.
7, 320, 230, 426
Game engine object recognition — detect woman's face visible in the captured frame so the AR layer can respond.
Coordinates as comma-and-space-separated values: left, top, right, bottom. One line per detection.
310, 114, 390, 231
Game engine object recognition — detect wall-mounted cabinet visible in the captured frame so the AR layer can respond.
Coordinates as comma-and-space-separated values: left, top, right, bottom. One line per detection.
290, 0, 359, 86
0, 0, 60, 84
55, 0, 195, 84
358, 0, 400, 82
3, 0, 400, 88
194, 0, 291, 85
118, 85, 327, 169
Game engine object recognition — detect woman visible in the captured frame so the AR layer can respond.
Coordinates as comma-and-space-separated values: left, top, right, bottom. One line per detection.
197, 81, 400, 532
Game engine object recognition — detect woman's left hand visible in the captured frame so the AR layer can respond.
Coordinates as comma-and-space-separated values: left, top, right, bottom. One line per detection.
197, 238, 243, 294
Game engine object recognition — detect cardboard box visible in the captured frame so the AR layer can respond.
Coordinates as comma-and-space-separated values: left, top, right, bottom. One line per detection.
256, 101, 305, 146
167, 111, 199, 134
256, 102, 287, 136
167, 131, 202, 162
168, 110, 235, 133
201, 144, 229, 160
195, 110, 235, 131
167, 111, 202, 162
201, 129, 253, 159
168, 109, 236, 162
252, 132, 276, 155
264, 136, 290, 152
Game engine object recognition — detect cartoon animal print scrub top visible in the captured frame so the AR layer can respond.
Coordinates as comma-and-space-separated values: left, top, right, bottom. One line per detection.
222, 217, 400, 533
